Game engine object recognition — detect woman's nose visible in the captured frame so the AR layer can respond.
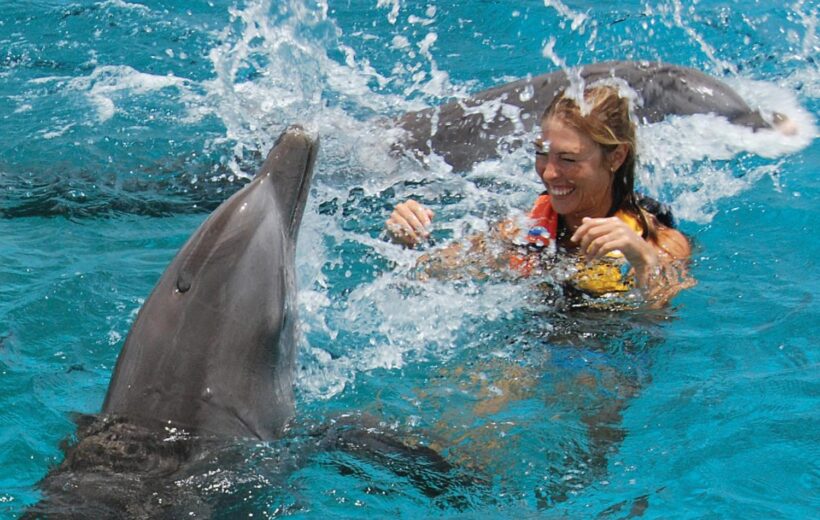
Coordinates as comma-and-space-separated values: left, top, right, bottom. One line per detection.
538, 159, 557, 182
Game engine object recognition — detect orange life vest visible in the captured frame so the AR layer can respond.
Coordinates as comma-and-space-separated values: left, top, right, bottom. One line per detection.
510, 193, 644, 295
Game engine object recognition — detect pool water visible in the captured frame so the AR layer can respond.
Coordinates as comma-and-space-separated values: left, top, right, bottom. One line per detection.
1, 0, 818, 517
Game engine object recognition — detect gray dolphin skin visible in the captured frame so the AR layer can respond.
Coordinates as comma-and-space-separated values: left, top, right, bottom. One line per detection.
23, 126, 319, 518
102, 125, 318, 440
393, 60, 774, 171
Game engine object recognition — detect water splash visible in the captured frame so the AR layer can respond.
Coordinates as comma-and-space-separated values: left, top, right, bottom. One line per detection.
543, 0, 598, 52
670, 0, 737, 74
543, 0, 591, 34
636, 74, 816, 222
791, 0, 818, 60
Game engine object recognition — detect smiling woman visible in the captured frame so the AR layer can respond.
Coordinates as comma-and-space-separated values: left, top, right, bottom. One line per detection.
386, 84, 693, 305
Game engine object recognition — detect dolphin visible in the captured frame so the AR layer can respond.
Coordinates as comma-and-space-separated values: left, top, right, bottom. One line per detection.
23, 126, 318, 518
101, 125, 318, 440
392, 60, 787, 171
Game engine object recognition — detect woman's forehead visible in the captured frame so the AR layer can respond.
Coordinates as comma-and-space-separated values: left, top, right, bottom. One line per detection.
540, 117, 596, 153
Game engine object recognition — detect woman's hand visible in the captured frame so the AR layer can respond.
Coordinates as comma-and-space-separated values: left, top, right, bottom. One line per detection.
385, 199, 435, 247
570, 216, 659, 286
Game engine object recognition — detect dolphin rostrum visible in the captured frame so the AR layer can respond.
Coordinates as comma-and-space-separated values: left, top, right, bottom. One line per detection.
392, 60, 786, 171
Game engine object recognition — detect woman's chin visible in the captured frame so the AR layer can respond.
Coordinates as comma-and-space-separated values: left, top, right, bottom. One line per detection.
549, 195, 576, 215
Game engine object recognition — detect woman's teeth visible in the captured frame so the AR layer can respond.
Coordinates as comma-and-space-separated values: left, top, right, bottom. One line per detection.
550, 186, 574, 196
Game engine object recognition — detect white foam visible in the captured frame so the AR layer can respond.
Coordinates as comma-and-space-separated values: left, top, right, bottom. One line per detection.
640, 111, 812, 166
107, 330, 122, 346
39, 123, 76, 140
391, 35, 410, 49
376, 0, 401, 25
98, 0, 150, 12
27, 75, 73, 85
726, 76, 818, 144
67, 65, 188, 122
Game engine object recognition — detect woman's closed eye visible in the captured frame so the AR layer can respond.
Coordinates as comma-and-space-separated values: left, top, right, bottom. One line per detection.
532, 140, 550, 157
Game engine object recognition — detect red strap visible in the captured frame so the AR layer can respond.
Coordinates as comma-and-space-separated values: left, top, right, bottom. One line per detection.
509, 194, 559, 275
528, 193, 559, 238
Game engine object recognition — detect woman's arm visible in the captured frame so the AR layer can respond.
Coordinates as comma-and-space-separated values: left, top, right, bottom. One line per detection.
385, 199, 519, 279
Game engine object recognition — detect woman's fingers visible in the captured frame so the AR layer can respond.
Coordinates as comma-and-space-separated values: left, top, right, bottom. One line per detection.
572, 216, 658, 271
385, 200, 435, 246
396, 200, 434, 232
571, 217, 637, 260
586, 233, 629, 259
572, 217, 612, 256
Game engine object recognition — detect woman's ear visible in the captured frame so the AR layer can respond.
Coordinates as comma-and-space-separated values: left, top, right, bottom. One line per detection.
608, 144, 629, 172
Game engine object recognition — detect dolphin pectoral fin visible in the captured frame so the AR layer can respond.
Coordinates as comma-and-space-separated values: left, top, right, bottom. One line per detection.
312, 414, 487, 500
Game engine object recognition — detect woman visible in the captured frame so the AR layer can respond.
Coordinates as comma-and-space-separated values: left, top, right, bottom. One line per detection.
385, 84, 692, 303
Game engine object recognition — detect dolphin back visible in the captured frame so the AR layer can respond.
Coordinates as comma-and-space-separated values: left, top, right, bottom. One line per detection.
393, 61, 768, 171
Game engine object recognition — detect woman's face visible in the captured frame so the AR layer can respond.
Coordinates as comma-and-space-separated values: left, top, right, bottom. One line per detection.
535, 116, 614, 224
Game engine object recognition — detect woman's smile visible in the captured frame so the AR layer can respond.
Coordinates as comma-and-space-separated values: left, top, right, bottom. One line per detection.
547, 184, 575, 197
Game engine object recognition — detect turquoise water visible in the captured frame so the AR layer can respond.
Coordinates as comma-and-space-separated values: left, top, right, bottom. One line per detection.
1, 0, 818, 517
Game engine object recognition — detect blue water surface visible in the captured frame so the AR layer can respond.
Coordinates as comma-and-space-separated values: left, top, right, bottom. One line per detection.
1, 0, 818, 518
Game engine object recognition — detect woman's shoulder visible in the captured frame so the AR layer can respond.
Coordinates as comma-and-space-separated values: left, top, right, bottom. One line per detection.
655, 225, 691, 260
626, 194, 691, 261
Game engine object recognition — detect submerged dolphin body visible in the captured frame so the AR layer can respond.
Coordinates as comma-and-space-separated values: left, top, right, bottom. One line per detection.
24, 127, 318, 518
393, 61, 779, 171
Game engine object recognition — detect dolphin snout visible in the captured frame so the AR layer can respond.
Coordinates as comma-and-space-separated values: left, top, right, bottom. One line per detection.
257, 126, 319, 183
273, 124, 317, 152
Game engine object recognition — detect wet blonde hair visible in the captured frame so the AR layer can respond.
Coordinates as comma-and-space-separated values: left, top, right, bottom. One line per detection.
543, 84, 658, 241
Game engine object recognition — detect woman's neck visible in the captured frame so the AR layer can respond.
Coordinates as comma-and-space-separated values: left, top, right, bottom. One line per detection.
562, 215, 584, 234
561, 208, 611, 234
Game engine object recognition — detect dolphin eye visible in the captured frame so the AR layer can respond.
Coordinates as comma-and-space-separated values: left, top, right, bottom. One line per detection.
176, 276, 191, 293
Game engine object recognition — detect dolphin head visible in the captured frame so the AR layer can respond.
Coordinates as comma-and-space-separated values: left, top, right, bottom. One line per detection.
103, 126, 318, 440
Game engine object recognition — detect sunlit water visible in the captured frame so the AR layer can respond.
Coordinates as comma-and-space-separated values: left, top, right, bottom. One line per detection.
1, 0, 818, 518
